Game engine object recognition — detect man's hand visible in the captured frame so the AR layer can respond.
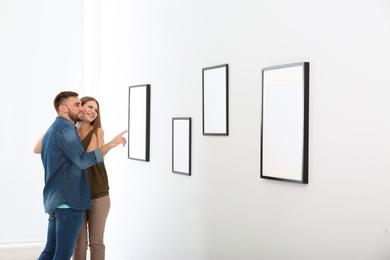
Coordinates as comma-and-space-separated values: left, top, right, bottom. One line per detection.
110, 130, 128, 148
101, 130, 128, 156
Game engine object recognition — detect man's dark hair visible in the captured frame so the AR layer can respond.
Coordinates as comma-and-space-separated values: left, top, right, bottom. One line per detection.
53, 91, 79, 113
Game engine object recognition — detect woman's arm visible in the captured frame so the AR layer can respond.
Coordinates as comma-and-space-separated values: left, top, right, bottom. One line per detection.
86, 128, 104, 152
33, 133, 45, 154
96, 128, 104, 148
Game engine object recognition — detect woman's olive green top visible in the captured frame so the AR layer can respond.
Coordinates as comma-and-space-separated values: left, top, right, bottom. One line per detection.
82, 130, 109, 200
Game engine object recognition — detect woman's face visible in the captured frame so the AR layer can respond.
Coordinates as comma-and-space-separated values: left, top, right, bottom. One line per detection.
82, 100, 99, 123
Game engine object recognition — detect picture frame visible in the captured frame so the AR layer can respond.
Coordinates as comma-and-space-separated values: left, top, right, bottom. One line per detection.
260, 62, 309, 184
202, 64, 229, 136
128, 84, 151, 161
172, 117, 192, 175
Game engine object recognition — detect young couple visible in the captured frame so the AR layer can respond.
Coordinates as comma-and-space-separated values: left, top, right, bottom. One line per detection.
35, 91, 125, 260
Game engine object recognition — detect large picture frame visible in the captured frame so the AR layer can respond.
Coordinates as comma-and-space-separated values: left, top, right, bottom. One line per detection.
172, 117, 191, 175
260, 62, 309, 184
128, 84, 151, 161
202, 64, 229, 136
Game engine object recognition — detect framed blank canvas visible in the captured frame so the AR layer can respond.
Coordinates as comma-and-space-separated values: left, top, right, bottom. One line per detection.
172, 117, 191, 175
128, 84, 151, 161
260, 62, 309, 184
202, 64, 229, 136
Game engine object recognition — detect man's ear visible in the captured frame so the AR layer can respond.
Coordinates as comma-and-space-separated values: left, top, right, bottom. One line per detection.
59, 104, 68, 113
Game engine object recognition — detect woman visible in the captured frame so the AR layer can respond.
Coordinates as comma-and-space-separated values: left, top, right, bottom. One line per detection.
34, 96, 111, 260
73, 96, 110, 260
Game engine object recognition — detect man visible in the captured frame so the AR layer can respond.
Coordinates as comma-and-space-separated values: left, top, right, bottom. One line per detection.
38, 91, 127, 260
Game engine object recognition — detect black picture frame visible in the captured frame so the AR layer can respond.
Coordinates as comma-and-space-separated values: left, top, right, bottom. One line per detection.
172, 117, 191, 175
260, 62, 309, 184
202, 64, 229, 136
128, 84, 151, 161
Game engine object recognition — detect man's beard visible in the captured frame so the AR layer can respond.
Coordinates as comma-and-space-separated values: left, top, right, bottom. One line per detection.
68, 109, 83, 123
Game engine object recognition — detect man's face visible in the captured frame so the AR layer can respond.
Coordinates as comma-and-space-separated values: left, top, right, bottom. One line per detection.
64, 96, 84, 123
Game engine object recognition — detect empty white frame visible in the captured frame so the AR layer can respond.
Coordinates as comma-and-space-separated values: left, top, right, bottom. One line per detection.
202, 64, 229, 135
128, 84, 150, 161
172, 117, 191, 175
261, 62, 309, 184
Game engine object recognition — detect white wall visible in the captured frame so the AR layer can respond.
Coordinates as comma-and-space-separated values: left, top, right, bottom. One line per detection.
0, 0, 84, 243
1, 0, 390, 260
98, 0, 390, 260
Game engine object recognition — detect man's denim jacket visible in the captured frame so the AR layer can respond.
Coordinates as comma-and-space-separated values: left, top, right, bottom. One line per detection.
41, 116, 103, 213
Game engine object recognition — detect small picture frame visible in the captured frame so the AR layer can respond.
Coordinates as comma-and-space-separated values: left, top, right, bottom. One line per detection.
128, 84, 151, 161
260, 62, 309, 184
202, 64, 229, 136
172, 117, 191, 175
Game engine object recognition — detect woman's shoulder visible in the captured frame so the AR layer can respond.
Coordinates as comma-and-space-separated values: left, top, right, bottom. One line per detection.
95, 128, 105, 146
96, 127, 104, 137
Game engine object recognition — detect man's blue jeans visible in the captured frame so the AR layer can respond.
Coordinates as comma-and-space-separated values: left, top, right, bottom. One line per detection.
38, 208, 84, 260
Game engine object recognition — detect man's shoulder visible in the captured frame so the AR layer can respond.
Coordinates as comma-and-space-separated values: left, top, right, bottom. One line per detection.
51, 117, 74, 129
45, 118, 75, 139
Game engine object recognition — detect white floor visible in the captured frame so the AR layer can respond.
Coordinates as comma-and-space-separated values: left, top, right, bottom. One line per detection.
0, 242, 126, 260
0, 242, 44, 260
